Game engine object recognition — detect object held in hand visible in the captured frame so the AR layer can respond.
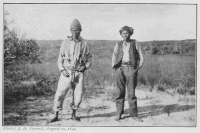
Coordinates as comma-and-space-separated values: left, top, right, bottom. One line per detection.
61, 69, 70, 77
70, 66, 86, 73
78, 65, 86, 72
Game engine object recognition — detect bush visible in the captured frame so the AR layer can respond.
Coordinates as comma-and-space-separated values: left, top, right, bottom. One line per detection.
4, 64, 58, 103
4, 16, 41, 66
4, 31, 41, 66
4, 17, 44, 103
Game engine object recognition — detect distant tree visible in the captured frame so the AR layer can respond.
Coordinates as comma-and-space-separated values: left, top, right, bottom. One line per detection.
4, 11, 41, 66
151, 44, 160, 55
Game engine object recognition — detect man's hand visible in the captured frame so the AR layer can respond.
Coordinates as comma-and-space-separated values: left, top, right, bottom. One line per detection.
135, 65, 143, 72
78, 65, 86, 72
61, 69, 70, 77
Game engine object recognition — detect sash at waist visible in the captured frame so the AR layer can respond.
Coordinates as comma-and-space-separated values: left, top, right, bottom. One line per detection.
121, 62, 137, 68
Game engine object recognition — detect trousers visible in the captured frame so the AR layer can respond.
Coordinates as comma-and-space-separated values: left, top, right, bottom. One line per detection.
53, 72, 84, 112
114, 66, 138, 117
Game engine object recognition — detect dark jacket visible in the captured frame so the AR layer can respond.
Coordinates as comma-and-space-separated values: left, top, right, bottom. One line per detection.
112, 39, 139, 69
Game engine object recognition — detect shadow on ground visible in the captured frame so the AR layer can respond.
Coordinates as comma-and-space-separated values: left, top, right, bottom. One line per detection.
79, 104, 195, 119
3, 99, 195, 125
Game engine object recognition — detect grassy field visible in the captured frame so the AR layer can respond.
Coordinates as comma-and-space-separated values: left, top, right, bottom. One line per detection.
38, 40, 196, 91
4, 39, 196, 103
3, 39, 196, 126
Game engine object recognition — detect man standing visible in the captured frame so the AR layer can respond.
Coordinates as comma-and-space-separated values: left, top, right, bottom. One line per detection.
112, 26, 144, 121
50, 19, 92, 122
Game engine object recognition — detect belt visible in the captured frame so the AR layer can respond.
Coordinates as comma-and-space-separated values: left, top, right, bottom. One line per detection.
121, 62, 137, 69
121, 62, 133, 66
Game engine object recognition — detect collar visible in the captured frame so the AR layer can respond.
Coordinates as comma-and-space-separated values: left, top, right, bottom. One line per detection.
67, 36, 82, 42
122, 39, 133, 43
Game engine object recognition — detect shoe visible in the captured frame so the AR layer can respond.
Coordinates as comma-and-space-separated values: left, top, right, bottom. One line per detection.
114, 114, 122, 121
48, 112, 59, 123
71, 109, 81, 121
71, 115, 81, 121
49, 116, 59, 123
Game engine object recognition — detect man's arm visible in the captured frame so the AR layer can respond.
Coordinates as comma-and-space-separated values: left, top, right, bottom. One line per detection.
136, 41, 144, 70
112, 42, 119, 69
78, 42, 92, 72
57, 41, 65, 72
84, 43, 92, 70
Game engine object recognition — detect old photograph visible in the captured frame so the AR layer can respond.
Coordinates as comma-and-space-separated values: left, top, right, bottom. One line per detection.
3, 3, 196, 126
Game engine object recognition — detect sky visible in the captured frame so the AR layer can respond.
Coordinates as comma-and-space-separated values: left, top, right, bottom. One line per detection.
4, 4, 196, 41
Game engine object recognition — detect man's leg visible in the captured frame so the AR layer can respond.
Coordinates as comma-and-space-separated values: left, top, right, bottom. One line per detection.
71, 72, 84, 121
126, 67, 138, 117
50, 74, 71, 122
114, 67, 126, 120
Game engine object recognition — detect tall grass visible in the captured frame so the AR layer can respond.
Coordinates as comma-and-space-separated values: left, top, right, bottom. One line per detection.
87, 41, 196, 95
138, 55, 195, 94
4, 63, 58, 104
4, 40, 196, 104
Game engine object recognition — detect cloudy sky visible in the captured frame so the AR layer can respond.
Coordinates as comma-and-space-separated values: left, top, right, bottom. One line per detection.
4, 4, 196, 41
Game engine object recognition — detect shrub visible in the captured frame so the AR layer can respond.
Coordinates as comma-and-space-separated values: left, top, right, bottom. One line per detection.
4, 65, 58, 104
4, 31, 41, 66
4, 16, 44, 103
4, 15, 41, 66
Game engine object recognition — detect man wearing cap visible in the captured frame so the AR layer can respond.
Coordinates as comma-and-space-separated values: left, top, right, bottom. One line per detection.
112, 26, 144, 121
50, 19, 92, 122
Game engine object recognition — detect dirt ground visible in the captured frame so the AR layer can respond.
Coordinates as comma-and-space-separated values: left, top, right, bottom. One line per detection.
3, 86, 196, 126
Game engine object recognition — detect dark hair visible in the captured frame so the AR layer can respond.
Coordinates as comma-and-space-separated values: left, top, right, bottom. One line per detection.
119, 26, 134, 35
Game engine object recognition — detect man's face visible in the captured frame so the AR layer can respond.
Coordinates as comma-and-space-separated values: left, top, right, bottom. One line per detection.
121, 30, 131, 41
71, 29, 81, 39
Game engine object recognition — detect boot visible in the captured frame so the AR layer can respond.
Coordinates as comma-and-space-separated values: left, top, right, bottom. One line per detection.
115, 101, 124, 121
129, 98, 143, 122
71, 109, 80, 121
49, 111, 59, 123
115, 113, 122, 121
129, 97, 138, 117
121, 102, 125, 114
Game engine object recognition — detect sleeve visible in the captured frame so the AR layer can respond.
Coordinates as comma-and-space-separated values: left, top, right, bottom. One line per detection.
136, 40, 144, 69
57, 40, 65, 72
84, 42, 92, 70
111, 42, 119, 68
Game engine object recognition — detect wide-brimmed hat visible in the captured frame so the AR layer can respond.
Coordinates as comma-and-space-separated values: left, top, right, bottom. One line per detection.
119, 26, 134, 35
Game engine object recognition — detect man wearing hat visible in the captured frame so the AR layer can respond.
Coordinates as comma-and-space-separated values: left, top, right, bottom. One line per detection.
50, 19, 92, 122
112, 26, 144, 121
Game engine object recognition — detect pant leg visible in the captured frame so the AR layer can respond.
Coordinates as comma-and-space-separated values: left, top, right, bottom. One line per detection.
114, 67, 126, 115
73, 72, 84, 109
53, 74, 72, 112
126, 67, 138, 117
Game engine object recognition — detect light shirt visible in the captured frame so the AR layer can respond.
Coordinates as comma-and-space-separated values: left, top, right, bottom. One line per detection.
57, 36, 91, 71
122, 41, 130, 63
69, 40, 81, 67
